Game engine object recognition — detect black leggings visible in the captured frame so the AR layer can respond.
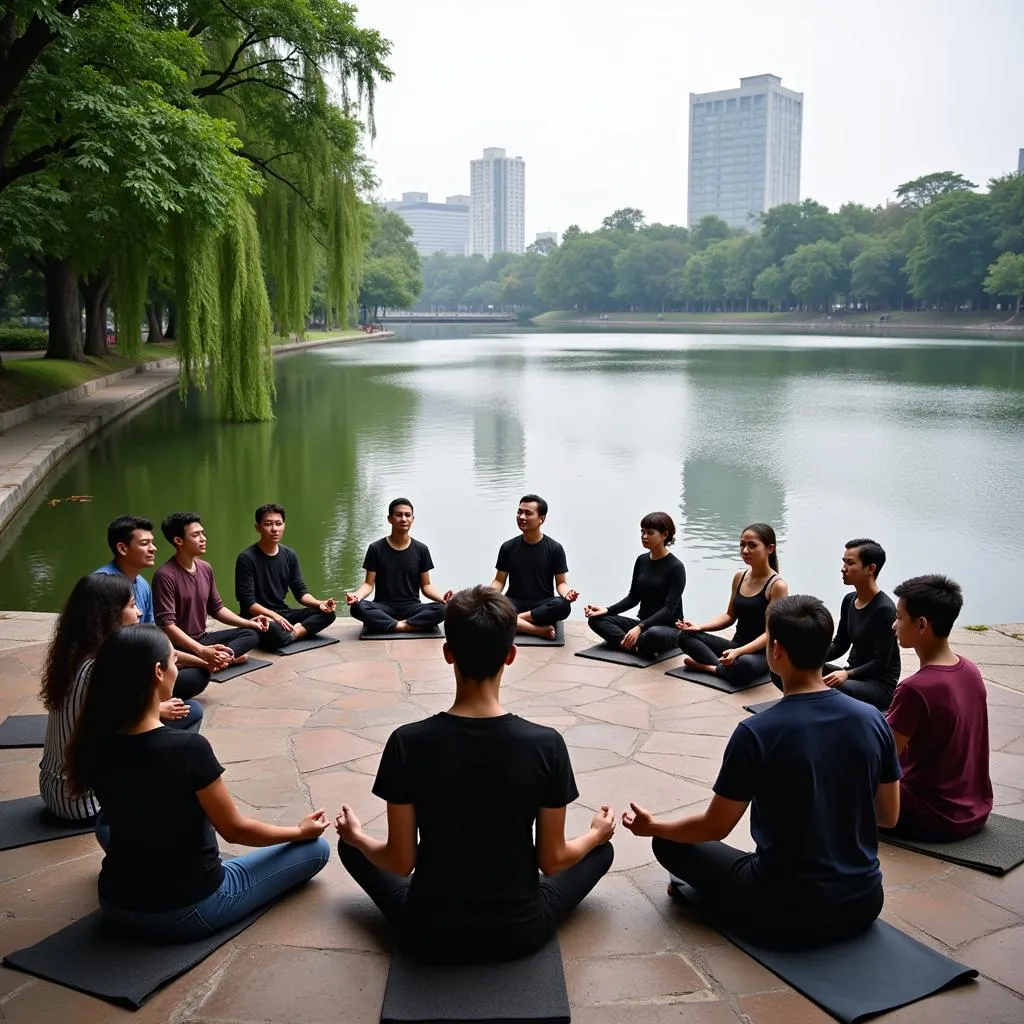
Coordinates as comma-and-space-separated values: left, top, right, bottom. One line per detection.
588, 615, 679, 657
258, 607, 337, 651
349, 599, 445, 632
678, 632, 770, 686
337, 839, 613, 964
772, 665, 895, 712
654, 838, 883, 948
172, 627, 260, 699
511, 596, 572, 626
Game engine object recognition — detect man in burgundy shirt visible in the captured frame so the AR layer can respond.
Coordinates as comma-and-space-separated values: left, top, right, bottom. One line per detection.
886, 574, 992, 840
153, 512, 269, 698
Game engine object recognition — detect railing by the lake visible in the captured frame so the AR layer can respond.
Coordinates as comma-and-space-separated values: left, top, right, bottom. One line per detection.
378, 311, 517, 323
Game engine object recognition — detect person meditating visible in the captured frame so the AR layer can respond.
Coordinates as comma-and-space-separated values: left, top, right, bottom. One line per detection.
487, 494, 578, 639
347, 498, 452, 633
886, 574, 992, 841
584, 512, 685, 658
93, 515, 159, 623
153, 512, 269, 698
64, 624, 331, 940
815, 538, 901, 711
235, 503, 338, 651
335, 586, 616, 964
40, 574, 202, 823
624, 595, 901, 948
677, 523, 788, 687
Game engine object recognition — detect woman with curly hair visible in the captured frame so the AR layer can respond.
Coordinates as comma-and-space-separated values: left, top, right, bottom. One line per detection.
39, 573, 202, 821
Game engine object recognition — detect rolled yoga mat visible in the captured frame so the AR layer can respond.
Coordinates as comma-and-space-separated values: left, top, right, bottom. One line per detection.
276, 633, 340, 656
574, 642, 680, 669
665, 665, 773, 693
211, 657, 272, 683
743, 699, 782, 715
0, 714, 47, 748
380, 937, 570, 1024
0, 795, 97, 852
514, 621, 566, 647
880, 813, 1024, 876
2, 905, 269, 1010
360, 625, 443, 641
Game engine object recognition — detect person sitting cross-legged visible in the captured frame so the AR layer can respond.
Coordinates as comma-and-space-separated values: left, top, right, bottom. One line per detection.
235, 503, 337, 652
335, 586, 616, 964
624, 594, 901, 949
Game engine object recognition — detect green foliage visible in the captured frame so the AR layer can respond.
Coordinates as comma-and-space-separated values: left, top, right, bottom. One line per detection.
359, 207, 421, 315
784, 240, 845, 308
896, 172, 977, 209
984, 252, 1024, 312
690, 215, 733, 250
600, 207, 646, 233
760, 200, 840, 264
0, 327, 49, 350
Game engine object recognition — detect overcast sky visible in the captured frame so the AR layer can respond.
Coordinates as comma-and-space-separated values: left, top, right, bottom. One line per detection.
355, 0, 1023, 239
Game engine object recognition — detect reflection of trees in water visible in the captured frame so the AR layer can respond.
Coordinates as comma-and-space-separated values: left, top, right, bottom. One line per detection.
472, 407, 525, 490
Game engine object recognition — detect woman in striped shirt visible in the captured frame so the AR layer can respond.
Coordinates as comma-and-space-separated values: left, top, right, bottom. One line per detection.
39, 573, 203, 821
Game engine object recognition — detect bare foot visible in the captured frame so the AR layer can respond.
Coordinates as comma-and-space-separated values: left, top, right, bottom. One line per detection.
518, 620, 556, 639
682, 657, 716, 675
292, 625, 308, 640
393, 621, 412, 633
230, 653, 249, 666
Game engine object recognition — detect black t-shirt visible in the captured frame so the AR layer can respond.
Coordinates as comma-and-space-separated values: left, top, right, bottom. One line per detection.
826, 591, 901, 686
93, 727, 225, 911
606, 552, 685, 628
373, 713, 578, 960
235, 543, 309, 615
364, 538, 433, 604
495, 535, 568, 602
714, 688, 901, 902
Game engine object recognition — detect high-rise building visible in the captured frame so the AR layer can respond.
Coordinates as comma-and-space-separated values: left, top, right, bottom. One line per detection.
384, 192, 469, 257
469, 148, 526, 258
1018, 148, 1024, 173
535, 231, 558, 244
687, 74, 803, 231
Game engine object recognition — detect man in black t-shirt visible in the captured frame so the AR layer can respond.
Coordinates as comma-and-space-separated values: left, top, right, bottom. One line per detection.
235, 503, 338, 651
487, 494, 578, 640
334, 586, 616, 964
346, 498, 453, 633
624, 594, 901, 948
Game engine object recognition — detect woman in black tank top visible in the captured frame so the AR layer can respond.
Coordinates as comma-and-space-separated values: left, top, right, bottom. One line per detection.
676, 523, 789, 688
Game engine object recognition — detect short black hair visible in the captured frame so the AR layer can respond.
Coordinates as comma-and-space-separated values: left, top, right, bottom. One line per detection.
256, 503, 286, 523
519, 494, 548, 518
443, 586, 517, 682
846, 537, 886, 577
388, 497, 414, 516
641, 511, 676, 546
161, 512, 202, 545
106, 515, 153, 556
766, 595, 834, 670
894, 575, 963, 638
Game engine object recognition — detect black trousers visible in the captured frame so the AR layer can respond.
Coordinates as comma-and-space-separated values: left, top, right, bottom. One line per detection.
511, 595, 572, 626
336, 839, 613, 964
349, 599, 445, 632
679, 632, 773, 687
257, 607, 337, 651
588, 614, 679, 657
771, 664, 895, 711
654, 837, 883, 948
172, 627, 260, 699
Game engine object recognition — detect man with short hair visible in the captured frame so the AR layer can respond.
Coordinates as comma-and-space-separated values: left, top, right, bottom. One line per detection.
624, 594, 900, 948
821, 538, 902, 711
487, 494, 578, 639
94, 515, 158, 623
153, 512, 268, 697
346, 498, 452, 633
335, 585, 615, 964
886, 574, 992, 841
235, 503, 337, 651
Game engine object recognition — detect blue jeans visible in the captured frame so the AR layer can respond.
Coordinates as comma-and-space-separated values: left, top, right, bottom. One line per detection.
99, 837, 331, 941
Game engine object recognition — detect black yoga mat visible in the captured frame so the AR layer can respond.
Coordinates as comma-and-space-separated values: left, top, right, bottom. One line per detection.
743, 698, 782, 715
380, 937, 569, 1024
0, 795, 97, 852
574, 642, 680, 669
0, 713, 47, 748
665, 665, 772, 693
360, 625, 443, 641
276, 633, 340, 656
211, 657, 272, 683
880, 813, 1024, 876
3, 905, 268, 1010
515, 621, 566, 647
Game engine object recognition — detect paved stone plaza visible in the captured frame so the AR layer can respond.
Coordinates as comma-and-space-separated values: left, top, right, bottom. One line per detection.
0, 617, 1022, 1023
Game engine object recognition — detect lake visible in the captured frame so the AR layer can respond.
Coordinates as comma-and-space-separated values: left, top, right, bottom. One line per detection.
0, 328, 1021, 625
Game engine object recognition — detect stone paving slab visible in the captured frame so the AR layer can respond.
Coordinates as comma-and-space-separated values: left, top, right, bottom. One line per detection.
0, 619, 1022, 1022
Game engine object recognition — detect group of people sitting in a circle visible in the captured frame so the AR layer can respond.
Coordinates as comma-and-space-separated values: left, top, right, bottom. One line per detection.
33, 493, 992, 960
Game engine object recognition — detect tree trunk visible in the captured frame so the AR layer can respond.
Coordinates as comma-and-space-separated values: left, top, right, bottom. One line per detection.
82, 275, 110, 357
145, 303, 165, 344
164, 302, 177, 340
44, 258, 83, 361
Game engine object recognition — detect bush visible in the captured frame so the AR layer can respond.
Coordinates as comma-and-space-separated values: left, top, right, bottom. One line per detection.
0, 327, 48, 351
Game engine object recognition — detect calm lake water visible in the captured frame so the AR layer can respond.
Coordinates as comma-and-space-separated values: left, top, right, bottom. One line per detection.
0, 328, 1022, 624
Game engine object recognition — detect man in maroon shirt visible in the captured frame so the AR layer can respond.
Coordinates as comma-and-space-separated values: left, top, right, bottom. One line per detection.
886, 574, 992, 841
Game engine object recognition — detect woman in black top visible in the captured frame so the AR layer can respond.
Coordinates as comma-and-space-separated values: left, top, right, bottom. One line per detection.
584, 512, 686, 658
677, 523, 789, 686
65, 625, 331, 941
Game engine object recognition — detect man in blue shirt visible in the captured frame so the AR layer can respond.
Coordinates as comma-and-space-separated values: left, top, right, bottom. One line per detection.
623, 594, 901, 948
94, 515, 158, 623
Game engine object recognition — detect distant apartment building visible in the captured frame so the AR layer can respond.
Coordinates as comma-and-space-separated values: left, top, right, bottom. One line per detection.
687, 74, 803, 231
1018, 148, 1024, 173
469, 148, 526, 258
534, 231, 558, 244
384, 193, 469, 257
